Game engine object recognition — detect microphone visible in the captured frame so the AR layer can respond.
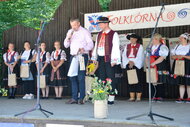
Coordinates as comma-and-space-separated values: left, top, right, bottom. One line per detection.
71, 30, 74, 36
68, 30, 74, 41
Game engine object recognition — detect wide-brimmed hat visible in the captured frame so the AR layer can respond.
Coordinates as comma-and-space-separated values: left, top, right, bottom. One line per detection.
97, 17, 110, 24
126, 33, 142, 44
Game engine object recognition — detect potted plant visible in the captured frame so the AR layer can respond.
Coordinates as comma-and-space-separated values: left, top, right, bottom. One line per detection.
91, 77, 112, 119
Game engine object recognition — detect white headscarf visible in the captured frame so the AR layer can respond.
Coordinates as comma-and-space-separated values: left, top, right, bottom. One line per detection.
180, 33, 190, 40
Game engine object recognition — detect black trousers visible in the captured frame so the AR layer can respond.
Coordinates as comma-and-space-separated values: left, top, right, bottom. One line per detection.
151, 84, 165, 98
23, 80, 35, 94
97, 56, 116, 93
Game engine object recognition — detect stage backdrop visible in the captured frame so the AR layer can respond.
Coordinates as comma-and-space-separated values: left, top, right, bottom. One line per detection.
85, 2, 190, 32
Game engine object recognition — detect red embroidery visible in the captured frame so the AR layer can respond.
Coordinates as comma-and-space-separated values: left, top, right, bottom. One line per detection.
175, 58, 184, 60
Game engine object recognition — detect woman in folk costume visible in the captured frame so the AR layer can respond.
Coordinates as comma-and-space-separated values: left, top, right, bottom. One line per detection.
20, 41, 37, 100
3, 43, 19, 99
171, 33, 190, 103
50, 41, 67, 99
146, 33, 169, 102
36, 42, 51, 99
122, 34, 144, 101
91, 17, 121, 105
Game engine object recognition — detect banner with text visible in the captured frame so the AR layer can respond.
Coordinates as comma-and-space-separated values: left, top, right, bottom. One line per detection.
84, 3, 190, 33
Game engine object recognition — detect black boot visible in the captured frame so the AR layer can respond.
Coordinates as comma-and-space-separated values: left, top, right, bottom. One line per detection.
12, 88, 17, 99
8, 88, 13, 99
108, 95, 115, 105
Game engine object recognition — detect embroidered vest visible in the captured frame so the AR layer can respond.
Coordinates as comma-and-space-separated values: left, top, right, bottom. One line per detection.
97, 30, 115, 62
53, 50, 62, 61
6, 51, 16, 64
126, 43, 140, 58
151, 44, 163, 57
41, 52, 47, 63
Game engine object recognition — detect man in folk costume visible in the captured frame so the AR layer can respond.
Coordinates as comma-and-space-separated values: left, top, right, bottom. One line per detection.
122, 34, 144, 101
64, 18, 94, 104
91, 17, 121, 105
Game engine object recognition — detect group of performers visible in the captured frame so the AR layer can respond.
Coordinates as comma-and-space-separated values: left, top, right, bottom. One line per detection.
2, 17, 190, 104
3, 41, 67, 100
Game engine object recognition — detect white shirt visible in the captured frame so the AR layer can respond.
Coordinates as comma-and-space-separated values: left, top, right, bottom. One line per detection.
21, 49, 36, 65
97, 30, 108, 56
151, 44, 169, 57
171, 44, 190, 56
64, 26, 94, 55
3, 51, 19, 63
122, 44, 144, 69
50, 50, 67, 61
36, 51, 50, 64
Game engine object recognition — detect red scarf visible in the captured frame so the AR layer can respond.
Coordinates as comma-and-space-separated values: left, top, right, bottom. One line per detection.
56, 51, 59, 57
6, 50, 16, 62
98, 32, 107, 48
127, 43, 140, 58
40, 51, 44, 62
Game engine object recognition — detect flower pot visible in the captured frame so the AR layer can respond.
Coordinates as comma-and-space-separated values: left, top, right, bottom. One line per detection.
94, 100, 108, 119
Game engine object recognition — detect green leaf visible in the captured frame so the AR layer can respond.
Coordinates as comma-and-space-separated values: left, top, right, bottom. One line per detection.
98, 0, 111, 11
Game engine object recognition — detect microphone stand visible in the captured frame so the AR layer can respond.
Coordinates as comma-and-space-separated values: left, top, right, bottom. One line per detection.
126, 3, 174, 124
15, 21, 53, 118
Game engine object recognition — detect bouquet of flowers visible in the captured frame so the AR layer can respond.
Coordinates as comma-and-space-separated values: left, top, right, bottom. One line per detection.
0, 87, 8, 96
91, 77, 112, 102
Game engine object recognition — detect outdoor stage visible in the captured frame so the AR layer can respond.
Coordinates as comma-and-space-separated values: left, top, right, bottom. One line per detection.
0, 98, 189, 127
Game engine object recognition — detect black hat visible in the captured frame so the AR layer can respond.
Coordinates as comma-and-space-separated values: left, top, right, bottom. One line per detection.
126, 33, 142, 44
97, 17, 110, 24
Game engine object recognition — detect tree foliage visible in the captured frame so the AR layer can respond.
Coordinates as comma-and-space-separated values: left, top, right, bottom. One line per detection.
0, 0, 63, 32
98, 0, 112, 12
0, 0, 62, 89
